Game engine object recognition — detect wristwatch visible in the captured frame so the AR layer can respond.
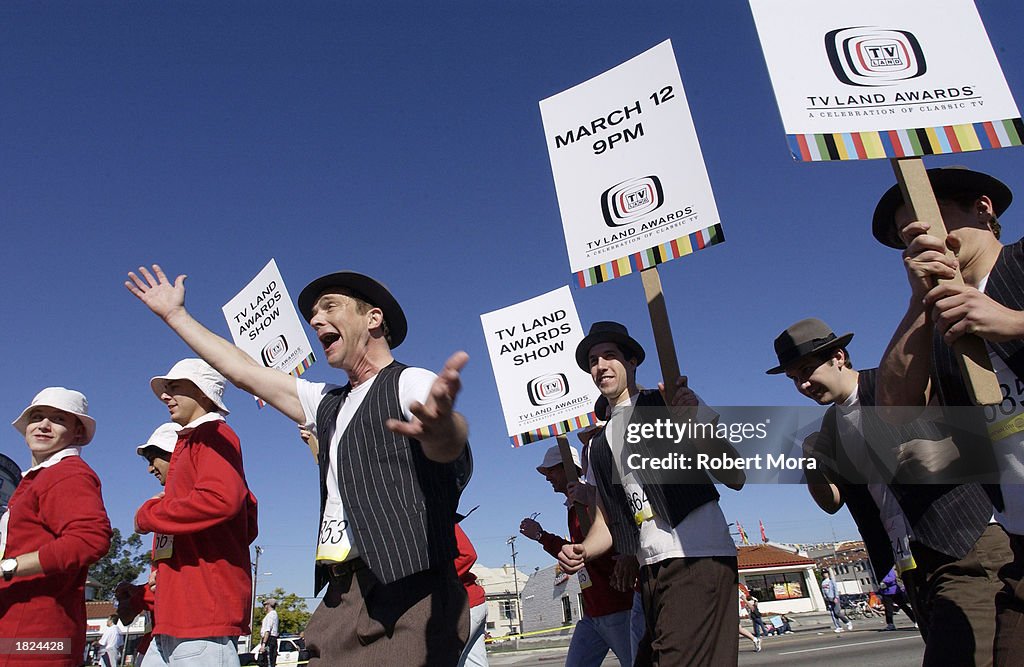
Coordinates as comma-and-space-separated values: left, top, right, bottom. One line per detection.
1, 558, 17, 581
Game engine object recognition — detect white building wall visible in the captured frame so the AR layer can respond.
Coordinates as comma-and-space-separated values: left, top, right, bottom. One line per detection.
739, 565, 825, 614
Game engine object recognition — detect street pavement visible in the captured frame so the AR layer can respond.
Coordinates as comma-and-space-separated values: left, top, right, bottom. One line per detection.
487, 621, 923, 666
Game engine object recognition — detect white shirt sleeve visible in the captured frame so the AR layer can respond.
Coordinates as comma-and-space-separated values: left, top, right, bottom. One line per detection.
397, 367, 437, 419
294, 378, 337, 426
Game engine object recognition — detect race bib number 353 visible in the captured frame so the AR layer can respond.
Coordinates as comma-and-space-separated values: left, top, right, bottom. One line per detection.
315, 517, 352, 563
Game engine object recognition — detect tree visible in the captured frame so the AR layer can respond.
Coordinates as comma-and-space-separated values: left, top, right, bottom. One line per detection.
89, 528, 150, 599
251, 588, 312, 642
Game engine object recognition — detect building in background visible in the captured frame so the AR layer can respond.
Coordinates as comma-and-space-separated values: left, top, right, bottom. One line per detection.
804, 540, 879, 595
737, 543, 826, 615
520, 564, 582, 639
470, 563, 531, 638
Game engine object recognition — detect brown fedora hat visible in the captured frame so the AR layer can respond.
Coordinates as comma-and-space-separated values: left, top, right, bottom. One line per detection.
575, 321, 645, 371
297, 271, 408, 348
872, 167, 1012, 249
766, 318, 853, 375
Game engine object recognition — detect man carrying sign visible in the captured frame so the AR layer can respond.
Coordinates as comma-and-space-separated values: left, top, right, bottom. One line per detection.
136, 359, 258, 667
767, 317, 1001, 652
556, 321, 743, 666
873, 167, 1023, 664
126, 265, 472, 666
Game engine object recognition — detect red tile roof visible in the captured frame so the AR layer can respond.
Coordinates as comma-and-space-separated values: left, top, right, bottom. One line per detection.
738, 544, 815, 570
86, 601, 116, 618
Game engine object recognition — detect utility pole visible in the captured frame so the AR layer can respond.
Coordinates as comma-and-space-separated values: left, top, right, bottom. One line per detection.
250, 545, 263, 650
506, 536, 522, 646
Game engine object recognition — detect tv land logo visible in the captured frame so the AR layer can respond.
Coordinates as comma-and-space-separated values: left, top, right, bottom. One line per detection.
825, 27, 926, 87
261, 335, 289, 366
601, 175, 664, 227
528, 373, 569, 406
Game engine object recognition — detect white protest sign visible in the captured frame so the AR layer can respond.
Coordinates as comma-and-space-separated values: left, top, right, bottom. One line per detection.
481, 286, 603, 447
750, 0, 1022, 161
540, 40, 724, 288
222, 259, 316, 407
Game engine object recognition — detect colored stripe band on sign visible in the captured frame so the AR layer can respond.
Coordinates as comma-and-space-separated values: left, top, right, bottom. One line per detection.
575, 223, 725, 288
787, 118, 1024, 161
510, 411, 598, 448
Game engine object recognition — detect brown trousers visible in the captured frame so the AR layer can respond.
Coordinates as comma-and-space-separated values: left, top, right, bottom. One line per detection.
634, 556, 738, 667
305, 561, 469, 667
995, 530, 1024, 666
904, 524, 1012, 667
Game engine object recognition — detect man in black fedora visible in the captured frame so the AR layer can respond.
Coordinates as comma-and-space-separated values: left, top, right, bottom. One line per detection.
873, 166, 1023, 664
126, 265, 471, 666
557, 320, 744, 666
766, 318, 996, 642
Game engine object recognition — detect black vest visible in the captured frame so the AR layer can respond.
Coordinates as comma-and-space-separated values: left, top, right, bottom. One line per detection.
934, 237, 1024, 402
313, 361, 471, 592
589, 389, 719, 556
820, 369, 992, 567
933, 237, 1024, 509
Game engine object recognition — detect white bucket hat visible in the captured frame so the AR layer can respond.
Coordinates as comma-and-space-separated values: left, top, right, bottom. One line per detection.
136, 422, 182, 457
12, 387, 97, 445
537, 443, 581, 473
150, 359, 230, 414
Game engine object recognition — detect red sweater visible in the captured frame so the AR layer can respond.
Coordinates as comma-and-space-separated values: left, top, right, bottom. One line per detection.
119, 575, 156, 657
135, 420, 258, 638
454, 525, 486, 608
538, 505, 633, 618
0, 455, 112, 667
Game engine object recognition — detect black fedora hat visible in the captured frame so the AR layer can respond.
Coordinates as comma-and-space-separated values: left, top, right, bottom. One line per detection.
766, 318, 853, 375
575, 321, 645, 371
297, 271, 408, 348
872, 167, 1012, 249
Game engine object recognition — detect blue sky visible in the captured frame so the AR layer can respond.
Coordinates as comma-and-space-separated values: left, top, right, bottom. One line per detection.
3, 1, 1023, 601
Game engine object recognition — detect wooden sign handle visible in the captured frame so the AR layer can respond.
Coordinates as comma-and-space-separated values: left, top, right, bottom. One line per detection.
640, 266, 682, 393
890, 157, 1000, 405
557, 434, 592, 536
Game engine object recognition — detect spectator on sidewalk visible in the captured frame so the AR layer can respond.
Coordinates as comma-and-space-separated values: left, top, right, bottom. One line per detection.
260, 599, 280, 667
821, 570, 853, 633
99, 615, 124, 667
746, 596, 769, 639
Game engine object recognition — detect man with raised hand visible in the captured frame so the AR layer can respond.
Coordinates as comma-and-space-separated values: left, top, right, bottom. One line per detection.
872, 167, 1023, 665
0, 387, 112, 667
136, 358, 258, 667
126, 264, 472, 666
556, 321, 743, 666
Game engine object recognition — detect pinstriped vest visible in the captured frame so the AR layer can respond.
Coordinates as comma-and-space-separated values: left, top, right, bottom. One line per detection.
933, 237, 1024, 511
313, 361, 471, 593
589, 389, 719, 556
821, 369, 992, 564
